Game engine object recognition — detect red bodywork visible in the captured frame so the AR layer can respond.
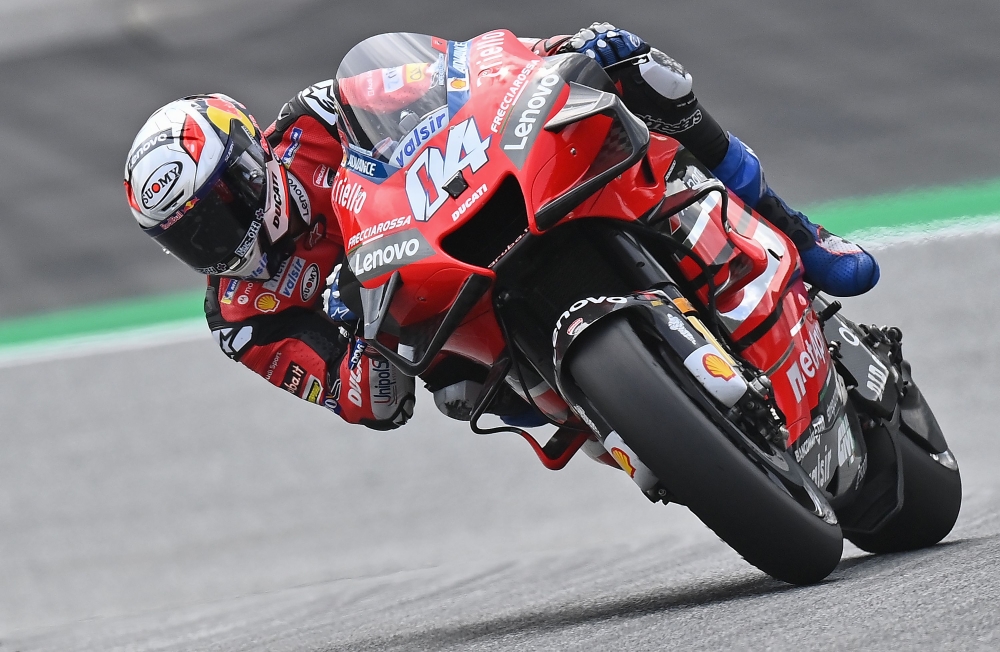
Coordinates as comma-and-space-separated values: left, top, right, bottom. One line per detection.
334, 31, 828, 448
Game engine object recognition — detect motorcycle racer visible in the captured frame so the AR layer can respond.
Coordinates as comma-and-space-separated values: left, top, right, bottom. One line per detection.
123, 24, 879, 431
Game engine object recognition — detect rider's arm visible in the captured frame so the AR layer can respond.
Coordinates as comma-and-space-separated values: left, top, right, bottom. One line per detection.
203, 277, 412, 430
203, 84, 414, 431
337, 63, 437, 114
546, 23, 731, 170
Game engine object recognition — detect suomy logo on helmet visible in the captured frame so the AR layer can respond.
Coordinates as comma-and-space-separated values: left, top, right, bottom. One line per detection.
140, 161, 183, 210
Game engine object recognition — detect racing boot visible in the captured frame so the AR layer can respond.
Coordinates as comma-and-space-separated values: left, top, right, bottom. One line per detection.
712, 134, 879, 297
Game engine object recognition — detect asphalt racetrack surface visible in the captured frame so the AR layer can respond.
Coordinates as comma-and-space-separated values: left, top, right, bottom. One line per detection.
2, 1, 1000, 650
2, 237, 999, 651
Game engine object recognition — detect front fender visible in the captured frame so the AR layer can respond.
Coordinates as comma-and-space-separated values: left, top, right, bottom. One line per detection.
552, 289, 749, 437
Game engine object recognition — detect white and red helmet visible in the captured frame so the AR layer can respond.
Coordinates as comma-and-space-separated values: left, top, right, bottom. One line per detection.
124, 94, 291, 278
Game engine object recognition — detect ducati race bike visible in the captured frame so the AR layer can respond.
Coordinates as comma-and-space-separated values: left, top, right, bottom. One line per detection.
330, 31, 962, 584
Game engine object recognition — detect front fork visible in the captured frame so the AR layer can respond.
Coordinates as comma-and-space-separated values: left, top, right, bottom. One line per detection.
545, 228, 787, 499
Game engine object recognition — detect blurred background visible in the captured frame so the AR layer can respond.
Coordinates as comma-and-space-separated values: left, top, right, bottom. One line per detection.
1, 1, 999, 650
2, 0, 1000, 318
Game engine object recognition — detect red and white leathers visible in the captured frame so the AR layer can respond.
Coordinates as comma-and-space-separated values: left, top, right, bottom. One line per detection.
204, 85, 414, 430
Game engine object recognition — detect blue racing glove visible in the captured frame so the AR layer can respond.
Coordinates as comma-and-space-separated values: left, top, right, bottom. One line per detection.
562, 22, 650, 68
323, 263, 357, 323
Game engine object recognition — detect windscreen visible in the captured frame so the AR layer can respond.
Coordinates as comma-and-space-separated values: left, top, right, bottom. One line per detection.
336, 33, 450, 164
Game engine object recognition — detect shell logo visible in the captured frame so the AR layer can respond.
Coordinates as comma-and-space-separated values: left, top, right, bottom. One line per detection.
703, 353, 736, 381
449, 79, 468, 90
610, 447, 637, 478
255, 293, 280, 313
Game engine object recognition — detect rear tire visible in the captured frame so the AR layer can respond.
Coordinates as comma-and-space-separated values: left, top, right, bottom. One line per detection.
569, 315, 843, 585
846, 432, 961, 553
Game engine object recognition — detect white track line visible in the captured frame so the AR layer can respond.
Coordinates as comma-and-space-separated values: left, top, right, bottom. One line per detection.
850, 213, 1000, 250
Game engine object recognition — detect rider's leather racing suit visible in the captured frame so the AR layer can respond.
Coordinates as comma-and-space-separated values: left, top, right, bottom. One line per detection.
203, 33, 792, 430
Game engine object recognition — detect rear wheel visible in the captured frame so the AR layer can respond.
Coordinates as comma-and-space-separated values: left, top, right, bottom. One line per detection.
845, 429, 961, 553
569, 315, 843, 585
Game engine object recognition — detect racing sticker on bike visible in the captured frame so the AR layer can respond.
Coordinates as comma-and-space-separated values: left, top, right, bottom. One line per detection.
332, 174, 367, 214
348, 215, 412, 249
348, 228, 435, 282
390, 106, 448, 169
603, 431, 658, 491
452, 184, 488, 221
498, 66, 564, 168
446, 39, 471, 117
472, 30, 511, 89
702, 353, 736, 381
405, 116, 491, 221
682, 344, 747, 408
784, 315, 829, 404
345, 146, 394, 181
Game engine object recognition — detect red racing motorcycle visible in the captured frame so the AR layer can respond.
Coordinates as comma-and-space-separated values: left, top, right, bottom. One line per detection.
331, 31, 962, 584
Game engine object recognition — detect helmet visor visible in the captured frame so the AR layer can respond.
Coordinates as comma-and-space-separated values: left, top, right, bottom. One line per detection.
147, 123, 270, 274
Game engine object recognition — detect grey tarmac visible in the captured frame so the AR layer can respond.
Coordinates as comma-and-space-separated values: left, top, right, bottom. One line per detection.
1, 232, 999, 651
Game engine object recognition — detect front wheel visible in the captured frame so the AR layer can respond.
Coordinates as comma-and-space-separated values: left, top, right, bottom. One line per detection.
569, 315, 843, 585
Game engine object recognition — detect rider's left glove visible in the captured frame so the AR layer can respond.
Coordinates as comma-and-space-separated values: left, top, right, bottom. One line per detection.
561, 22, 650, 68
323, 263, 357, 323
324, 264, 416, 430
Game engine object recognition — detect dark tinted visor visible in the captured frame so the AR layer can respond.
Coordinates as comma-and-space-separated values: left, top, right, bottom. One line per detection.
148, 123, 269, 273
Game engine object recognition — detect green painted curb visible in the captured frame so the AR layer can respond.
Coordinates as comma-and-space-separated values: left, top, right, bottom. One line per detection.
0, 289, 205, 348
808, 178, 1000, 234
2, 178, 1000, 350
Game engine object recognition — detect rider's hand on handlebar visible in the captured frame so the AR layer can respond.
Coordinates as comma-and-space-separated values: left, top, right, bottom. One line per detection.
559, 22, 650, 68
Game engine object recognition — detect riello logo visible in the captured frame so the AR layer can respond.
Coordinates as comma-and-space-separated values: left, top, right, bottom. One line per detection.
333, 175, 367, 214
141, 161, 183, 209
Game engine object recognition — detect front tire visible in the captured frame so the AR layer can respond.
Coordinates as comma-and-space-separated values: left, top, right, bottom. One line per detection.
569, 315, 843, 585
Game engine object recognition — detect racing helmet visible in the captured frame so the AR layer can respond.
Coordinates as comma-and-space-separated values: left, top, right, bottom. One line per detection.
124, 94, 291, 278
